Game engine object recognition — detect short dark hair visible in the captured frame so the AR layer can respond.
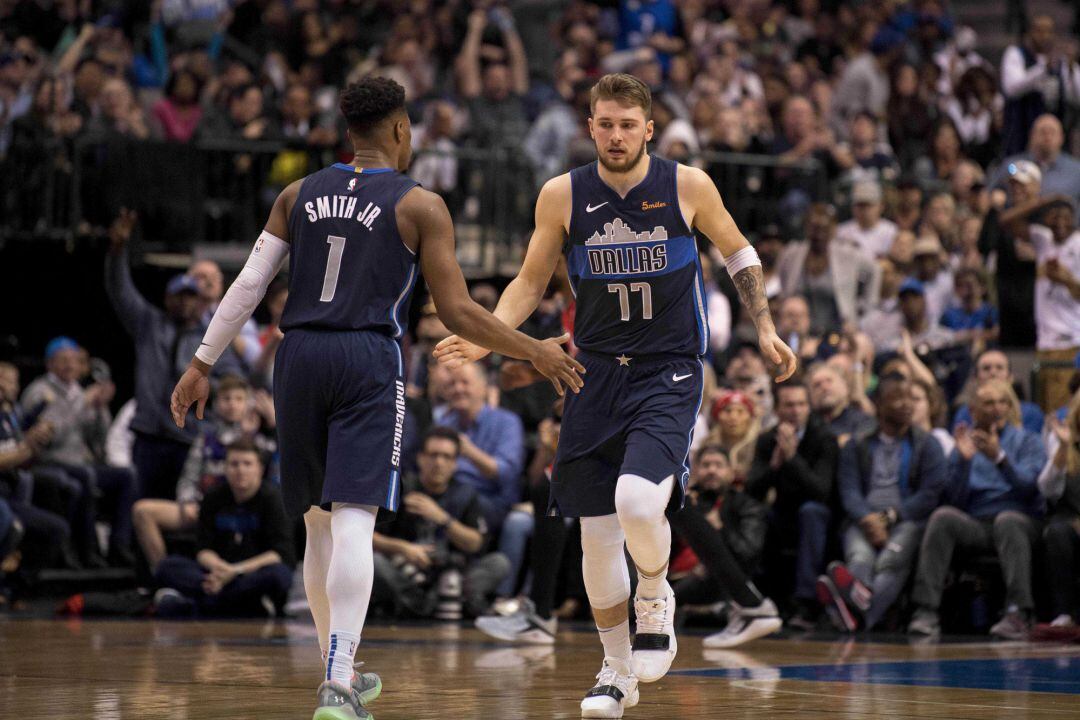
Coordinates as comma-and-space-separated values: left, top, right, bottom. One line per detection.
225, 437, 263, 463
773, 377, 808, 404
874, 371, 910, 402
422, 426, 461, 456
339, 76, 406, 135
694, 444, 728, 464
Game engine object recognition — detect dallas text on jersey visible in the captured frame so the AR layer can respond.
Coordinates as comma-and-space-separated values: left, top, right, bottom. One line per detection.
585, 218, 669, 276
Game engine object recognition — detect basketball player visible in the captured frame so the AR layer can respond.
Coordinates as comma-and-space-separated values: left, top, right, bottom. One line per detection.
435, 74, 797, 718
170, 77, 585, 720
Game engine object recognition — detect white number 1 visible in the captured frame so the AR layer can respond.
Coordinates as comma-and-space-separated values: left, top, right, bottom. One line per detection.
607, 282, 653, 321
320, 235, 346, 303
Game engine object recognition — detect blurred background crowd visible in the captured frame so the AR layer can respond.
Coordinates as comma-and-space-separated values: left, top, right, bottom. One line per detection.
2, 0, 1080, 642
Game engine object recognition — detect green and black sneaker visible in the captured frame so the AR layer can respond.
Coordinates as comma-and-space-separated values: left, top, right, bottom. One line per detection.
312, 672, 381, 720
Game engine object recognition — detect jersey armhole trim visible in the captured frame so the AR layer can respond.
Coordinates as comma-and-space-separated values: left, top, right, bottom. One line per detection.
672, 162, 693, 237
394, 182, 423, 258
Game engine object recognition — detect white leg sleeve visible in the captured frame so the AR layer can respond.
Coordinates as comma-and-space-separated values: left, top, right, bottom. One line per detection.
615, 474, 673, 578
580, 514, 631, 609
303, 507, 333, 658
325, 502, 377, 684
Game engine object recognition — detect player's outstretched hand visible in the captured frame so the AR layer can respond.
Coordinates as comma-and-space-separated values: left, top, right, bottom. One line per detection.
530, 333, 586, 397
433, 334, 492, 368
170, 364, 210, 429
760, 331, 798, 382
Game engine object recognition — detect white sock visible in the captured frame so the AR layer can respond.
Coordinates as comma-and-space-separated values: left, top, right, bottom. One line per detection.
325, 503, 378, 684
598, 619, 632, 664
615, 474, 673, 599
326, 630, 360, 684
303, 507, 333, 659
636, 565, 669, 600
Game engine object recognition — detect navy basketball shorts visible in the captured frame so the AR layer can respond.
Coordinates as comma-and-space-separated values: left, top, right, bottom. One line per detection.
273, 328, 406, 517
550, 350, 705, 518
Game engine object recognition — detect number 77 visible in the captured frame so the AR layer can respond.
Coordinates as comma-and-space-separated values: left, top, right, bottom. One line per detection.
607, 282, 653, 321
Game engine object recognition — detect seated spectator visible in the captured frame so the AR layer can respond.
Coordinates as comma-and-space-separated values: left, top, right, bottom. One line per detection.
859, 258, 904, 350
777, 203, 881, 335
953, 350, 1045, 434
910, 378, 957, 456
836, 112, 899, 186
940, 268, 999, 351
154, 440, 294, 617
196, 83, 271, 141
826, 374, 948, 631
747, 379, 839, 627
776, 296, 822, 366
1038, 398, 1080, 633
132, 375, 276, 573
893, 278, 956, 353
151, 68, 203, 142
86, 77, 150, 139
436, 363, 524, 533
371, 428, 508, 618
991, 115, 1080, 208
835, 180, 898, 259
21, 338, 137, 566
808, 364, 874, 447
908, 380, 1046, 640
911, 235, 955, 325
0, 367, 70, 578
707, 390, 760, 479
1033, 199, 1080, 412
670, 445, 779, 648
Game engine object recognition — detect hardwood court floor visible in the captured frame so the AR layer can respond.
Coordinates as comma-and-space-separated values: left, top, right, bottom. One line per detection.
2, 617, 1079, 719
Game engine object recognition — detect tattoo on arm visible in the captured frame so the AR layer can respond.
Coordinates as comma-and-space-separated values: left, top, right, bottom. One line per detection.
732, 265, 773, 330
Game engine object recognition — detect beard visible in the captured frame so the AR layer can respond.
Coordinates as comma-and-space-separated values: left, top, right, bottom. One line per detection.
596, 136, 647, 174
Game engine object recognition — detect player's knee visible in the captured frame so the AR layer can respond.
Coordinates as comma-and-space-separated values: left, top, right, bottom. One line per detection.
614, 474, 670, 529
580, 514, 625, 552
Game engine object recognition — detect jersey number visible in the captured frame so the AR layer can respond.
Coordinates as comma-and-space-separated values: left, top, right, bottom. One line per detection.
607, 282, 653, 321
320, 234, 346, 303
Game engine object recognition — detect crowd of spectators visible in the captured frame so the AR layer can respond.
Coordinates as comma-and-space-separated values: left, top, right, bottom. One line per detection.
2, 0, 1080, 641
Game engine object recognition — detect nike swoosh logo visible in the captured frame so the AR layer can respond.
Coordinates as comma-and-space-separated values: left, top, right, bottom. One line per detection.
672, 372, 693, 383
585, 202, 608, 213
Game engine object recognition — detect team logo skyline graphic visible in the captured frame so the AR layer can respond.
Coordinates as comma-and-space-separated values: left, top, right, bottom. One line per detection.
585, 217, 669, 247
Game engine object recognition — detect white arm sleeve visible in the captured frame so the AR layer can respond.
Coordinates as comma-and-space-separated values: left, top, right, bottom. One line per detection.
722, 245, 762, 278
195, 231, 289, 366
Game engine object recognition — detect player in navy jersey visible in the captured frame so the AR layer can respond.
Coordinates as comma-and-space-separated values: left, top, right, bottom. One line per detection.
170, 76, 584, 720
436, 74, 796, 718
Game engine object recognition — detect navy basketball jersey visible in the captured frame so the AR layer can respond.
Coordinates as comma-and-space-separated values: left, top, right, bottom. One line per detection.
280, 163, 419, 337
564, 157, 708, 357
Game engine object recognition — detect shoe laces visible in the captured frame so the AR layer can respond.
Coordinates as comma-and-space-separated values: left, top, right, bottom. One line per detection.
595, 659, 634, 693
634, 595, 670, 635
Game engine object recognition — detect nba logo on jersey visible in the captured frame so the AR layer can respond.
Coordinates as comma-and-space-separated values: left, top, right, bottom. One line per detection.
348, 178, 357, 191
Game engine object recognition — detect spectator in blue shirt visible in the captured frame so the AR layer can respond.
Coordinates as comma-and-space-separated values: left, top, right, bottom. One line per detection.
940, 267, 999, 348
828, 374, 948, 631
909, 379, 1046, 640
437, 362, 524, 532
952, 349, 1045, 434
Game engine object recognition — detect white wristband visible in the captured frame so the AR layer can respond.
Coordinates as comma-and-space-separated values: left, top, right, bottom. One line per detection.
722, 245, 762, 278
195, 231, 289, 366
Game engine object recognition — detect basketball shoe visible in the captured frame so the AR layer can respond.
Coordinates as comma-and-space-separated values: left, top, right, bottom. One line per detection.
581, 656, 639, 719
703, 599, 783, 648
630, 581, 677, 682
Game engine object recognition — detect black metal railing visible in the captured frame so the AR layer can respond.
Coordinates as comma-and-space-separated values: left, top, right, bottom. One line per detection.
1, 135, 826, 270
